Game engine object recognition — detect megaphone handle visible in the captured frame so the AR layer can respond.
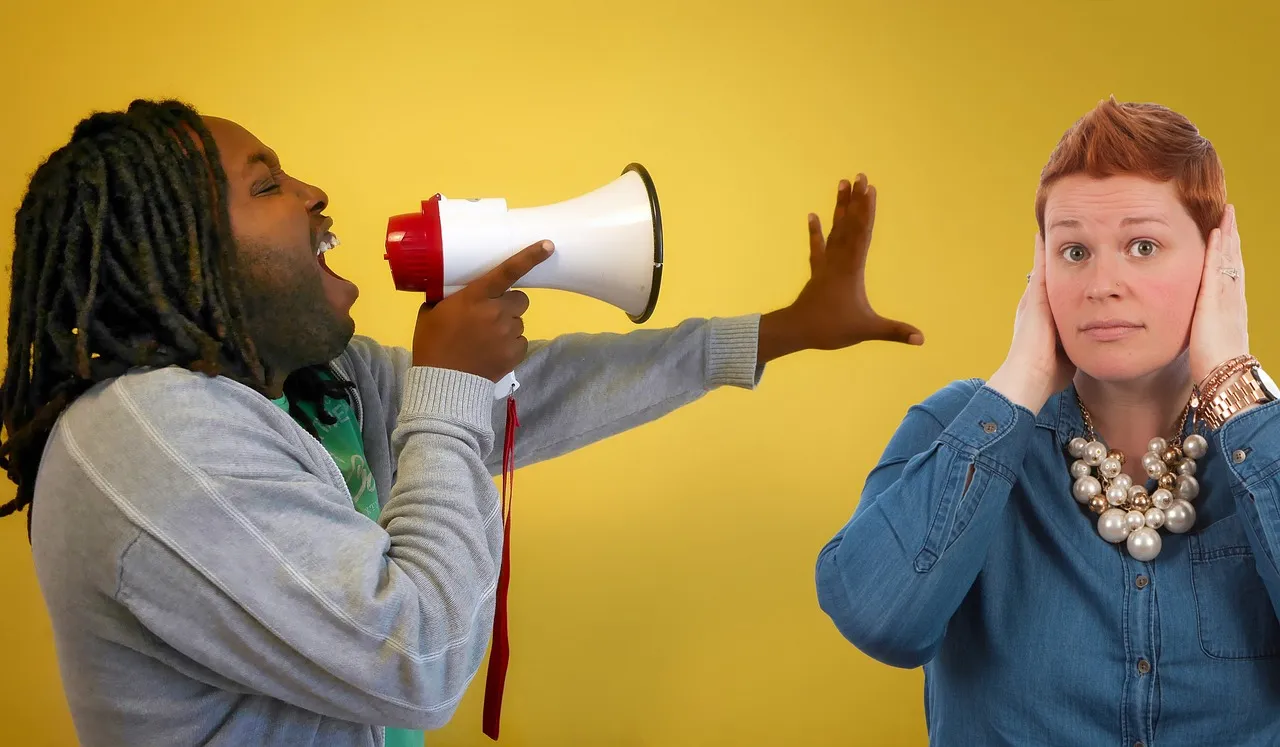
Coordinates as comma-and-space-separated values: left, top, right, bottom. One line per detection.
494, 370, 519, 399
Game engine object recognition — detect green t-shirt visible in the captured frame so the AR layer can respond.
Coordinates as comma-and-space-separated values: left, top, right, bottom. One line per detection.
271, 370, 424, 747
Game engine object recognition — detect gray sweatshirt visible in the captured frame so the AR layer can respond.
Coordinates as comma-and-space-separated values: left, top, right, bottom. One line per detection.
29, 314, 763, 746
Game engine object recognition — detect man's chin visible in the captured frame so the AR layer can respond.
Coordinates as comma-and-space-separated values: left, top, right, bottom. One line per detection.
299, 318, 357, 368
327, 318, 357, 358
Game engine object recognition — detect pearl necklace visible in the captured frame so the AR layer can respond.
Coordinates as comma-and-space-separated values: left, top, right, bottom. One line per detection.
1066, 394, 1205, 561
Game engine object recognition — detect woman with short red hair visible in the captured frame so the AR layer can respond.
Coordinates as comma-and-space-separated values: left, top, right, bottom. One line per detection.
816, 97, 1280, 744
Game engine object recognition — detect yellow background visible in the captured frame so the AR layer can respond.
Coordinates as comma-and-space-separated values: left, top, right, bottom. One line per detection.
2, 1, 1278, 744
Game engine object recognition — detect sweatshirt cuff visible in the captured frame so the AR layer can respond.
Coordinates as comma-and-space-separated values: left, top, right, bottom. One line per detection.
706, 314, 763, 390
400, 367, 495, 432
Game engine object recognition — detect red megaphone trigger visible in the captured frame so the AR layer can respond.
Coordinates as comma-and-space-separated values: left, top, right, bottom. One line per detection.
384, 194, 446, 303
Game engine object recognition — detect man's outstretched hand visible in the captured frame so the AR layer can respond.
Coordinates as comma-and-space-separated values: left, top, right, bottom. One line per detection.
758, 174, 923, 364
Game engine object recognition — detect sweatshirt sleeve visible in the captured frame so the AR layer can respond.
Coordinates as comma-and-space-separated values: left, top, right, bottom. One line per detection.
351, 315, 764, 476
75, 366, 507, 730
488, 314, 762, 472
814, 379, 1037, 668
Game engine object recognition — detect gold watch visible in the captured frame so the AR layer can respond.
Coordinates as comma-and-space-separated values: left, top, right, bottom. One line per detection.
1201, 365, 1280, 430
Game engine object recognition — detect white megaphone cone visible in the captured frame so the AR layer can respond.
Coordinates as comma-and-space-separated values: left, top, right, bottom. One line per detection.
385, 163, 664, 397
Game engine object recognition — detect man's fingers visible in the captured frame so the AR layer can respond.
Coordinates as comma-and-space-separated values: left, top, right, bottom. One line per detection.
825, 175, 875, 270
865, 182, 876, 227
872, 317, 924, 346
831, 179, 851, 233
476, 240, 555, 297
852, 173, 869, 199
808, 213, 826, 272
855, 182, 877, 267
501, 289, 531, 318
507, 335, 530, 364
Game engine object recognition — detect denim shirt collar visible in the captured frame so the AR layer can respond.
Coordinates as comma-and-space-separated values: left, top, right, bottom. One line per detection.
1034, 383, 1201, 456
1034, 385, 1085, 452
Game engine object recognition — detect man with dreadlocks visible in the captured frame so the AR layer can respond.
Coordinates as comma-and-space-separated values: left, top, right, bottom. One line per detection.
3, 98, 923, 746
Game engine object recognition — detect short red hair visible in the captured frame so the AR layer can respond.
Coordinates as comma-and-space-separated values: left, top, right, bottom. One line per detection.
1035, 96, 1226, 240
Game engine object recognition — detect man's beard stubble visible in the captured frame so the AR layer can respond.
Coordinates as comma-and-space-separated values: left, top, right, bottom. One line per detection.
233, 241, 353, 376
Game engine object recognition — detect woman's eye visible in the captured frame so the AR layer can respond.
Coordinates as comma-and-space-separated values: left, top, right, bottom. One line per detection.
1062, 245, 1088, 262
1130, 239, 1158, 257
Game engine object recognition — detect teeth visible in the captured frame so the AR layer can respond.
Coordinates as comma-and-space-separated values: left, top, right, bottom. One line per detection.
316, 231, 340, 255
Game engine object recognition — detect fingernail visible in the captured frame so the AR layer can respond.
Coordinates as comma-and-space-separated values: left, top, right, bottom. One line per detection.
541, 240, 554, 252
908, 333, 924, 346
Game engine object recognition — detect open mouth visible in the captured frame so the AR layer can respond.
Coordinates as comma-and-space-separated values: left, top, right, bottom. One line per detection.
312, 224, 359, 311
315, 231, 344, 278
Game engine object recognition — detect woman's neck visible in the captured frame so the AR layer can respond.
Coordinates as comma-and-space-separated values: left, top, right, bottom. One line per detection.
1074, 355, 1194, 460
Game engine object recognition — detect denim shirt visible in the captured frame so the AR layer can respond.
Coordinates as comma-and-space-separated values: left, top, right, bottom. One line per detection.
816, 379, 1280, 746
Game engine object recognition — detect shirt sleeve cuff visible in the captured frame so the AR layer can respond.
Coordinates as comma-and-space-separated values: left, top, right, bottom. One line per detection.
706, 314, 763, 390
1217, 399, 1280, 489
940, 384, 1037, 482
399, 366, 496, 434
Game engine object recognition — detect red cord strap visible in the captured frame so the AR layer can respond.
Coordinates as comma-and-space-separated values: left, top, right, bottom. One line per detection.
482, 394, 518, 740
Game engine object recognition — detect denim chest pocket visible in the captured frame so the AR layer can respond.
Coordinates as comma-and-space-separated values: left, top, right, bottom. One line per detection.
1189, 512, 1280, 660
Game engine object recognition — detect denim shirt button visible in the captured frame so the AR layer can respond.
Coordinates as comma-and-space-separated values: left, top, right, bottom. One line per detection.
1137, 659, 1151, 675
1234, 449, 1248, 463
983, 422, 997, 434
1135, 575, 1149, 589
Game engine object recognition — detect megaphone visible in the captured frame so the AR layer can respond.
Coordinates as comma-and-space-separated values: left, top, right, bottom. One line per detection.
384, 163, 663, 397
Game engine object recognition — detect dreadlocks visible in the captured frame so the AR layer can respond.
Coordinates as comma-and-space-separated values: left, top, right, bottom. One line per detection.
281, 365, 356, 434
0, 99, 347, 530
